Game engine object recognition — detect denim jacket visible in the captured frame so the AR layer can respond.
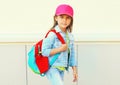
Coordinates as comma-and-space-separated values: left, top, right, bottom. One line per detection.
42, 26, 77, 67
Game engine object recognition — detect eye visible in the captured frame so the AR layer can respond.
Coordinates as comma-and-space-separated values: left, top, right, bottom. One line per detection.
66, 16, 71, 19
59, 15, 64, 18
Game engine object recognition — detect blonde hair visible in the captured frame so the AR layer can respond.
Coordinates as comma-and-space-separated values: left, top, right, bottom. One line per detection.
50, 15, 73, 33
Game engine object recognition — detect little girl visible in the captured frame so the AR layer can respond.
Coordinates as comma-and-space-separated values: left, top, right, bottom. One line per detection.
42, 4, 78, 85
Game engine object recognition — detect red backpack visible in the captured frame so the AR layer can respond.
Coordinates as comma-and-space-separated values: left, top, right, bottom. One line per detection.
28, 29, 65, 76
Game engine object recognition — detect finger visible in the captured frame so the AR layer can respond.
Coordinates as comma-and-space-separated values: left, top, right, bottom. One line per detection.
73, 78, 77, 82
74, 75, 78, 82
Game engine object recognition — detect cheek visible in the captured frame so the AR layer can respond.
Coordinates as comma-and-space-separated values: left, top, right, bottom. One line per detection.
67, 20, 71, 25
57, 21, 61, 25
67, 18, 72, 22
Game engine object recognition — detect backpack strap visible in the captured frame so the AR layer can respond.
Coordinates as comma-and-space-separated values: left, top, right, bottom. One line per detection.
44, 29, 65, 66
36, 29, 65, 56
45, 29, 65, 44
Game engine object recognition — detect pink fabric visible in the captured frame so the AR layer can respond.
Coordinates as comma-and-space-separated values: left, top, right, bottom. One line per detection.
55, 4, 74, 17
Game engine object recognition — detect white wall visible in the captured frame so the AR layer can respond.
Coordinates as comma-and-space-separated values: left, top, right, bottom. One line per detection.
0, 0, 120, 42
0, 45, 26, 85
0, 43, 120, 85
78, 43, 120, 85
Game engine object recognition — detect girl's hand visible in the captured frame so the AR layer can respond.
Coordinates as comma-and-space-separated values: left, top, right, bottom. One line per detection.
73, 72, 78, 82
49, 44, 67, 56
72, 66, 78, 82
59, 44, 68, 52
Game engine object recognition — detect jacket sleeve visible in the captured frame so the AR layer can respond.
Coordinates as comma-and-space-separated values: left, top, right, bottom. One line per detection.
69, 43, 77, 67
41, 32, 56, 57
69, 35, 77, 67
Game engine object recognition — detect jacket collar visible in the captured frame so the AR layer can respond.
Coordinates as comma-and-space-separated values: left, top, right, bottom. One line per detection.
54, 25, 62, 33
55, 25, 69, 34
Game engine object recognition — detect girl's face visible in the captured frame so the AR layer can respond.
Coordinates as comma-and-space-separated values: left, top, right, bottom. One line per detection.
55, 14, 72, 30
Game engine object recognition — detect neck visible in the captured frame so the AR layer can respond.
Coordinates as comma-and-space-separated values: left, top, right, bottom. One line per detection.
59, 27, 67, 33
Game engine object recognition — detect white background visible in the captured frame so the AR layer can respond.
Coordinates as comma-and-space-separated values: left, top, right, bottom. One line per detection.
0, 0, 120, 42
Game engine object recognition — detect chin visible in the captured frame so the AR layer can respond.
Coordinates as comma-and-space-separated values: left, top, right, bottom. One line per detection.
62, 25, 68, 28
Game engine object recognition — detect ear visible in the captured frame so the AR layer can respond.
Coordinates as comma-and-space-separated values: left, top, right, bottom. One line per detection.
54, 16, 58, 21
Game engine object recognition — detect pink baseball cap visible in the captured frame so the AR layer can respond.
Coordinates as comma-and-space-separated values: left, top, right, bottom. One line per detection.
55, 4, 74, 17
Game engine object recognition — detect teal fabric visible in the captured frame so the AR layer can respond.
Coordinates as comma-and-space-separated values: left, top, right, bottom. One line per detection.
28, 46, 40, 74
49, 53, 60, 66
28, 46, 60, 75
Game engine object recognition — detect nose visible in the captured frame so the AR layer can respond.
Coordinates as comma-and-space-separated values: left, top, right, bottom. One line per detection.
63, 18, 67, 22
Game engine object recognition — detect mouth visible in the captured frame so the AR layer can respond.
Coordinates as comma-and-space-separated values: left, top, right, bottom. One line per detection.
62, 23, 67, 26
